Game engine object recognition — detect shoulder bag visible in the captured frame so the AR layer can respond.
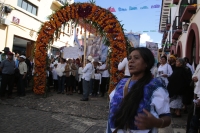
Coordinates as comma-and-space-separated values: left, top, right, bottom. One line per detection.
113, 78, 131, 133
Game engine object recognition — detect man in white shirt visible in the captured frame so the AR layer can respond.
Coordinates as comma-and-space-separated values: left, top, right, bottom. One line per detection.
81, 56, 93, 101
17, 55, 27, 97
98, 60, 110, 97
118, 57, 130, 78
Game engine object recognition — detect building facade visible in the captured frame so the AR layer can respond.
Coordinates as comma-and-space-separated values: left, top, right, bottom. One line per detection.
159, 0, 200, 66
0, 0, 74, 58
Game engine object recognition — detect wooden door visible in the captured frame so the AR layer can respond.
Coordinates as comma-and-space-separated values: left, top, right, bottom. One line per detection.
26, 41, 34, 58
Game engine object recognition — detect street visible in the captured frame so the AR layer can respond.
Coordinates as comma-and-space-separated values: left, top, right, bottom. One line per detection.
0, 90, 187, 133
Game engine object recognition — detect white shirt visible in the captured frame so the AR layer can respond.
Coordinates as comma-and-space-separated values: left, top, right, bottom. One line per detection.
56, 63, 66, 77
50, 63, 54, 69
118, 57, 130, 76
152, 67, 158, 77
157, 63, 173, 86
52, 67, 58, 80
192, 64, 200, 97
82, 63, 93, 81
109, 86, 170, 133
46, 71, 49, 77
99, 64, 110, 77
94, 73, 101, 84
186, 63, 194, 74
78, 67, 83, 82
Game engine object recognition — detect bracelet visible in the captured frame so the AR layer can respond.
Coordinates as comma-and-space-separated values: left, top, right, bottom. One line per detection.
160, 118, 164, 128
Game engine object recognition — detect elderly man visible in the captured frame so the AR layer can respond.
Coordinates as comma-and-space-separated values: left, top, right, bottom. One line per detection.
0, 47, 10, 61
80, 56, 93, 101
0, 51, 15, 99
17, 55, 27, 97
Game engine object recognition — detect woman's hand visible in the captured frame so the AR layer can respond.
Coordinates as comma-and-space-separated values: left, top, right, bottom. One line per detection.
135, 109, 171, 129
134, 109, 158, 129
161, 74, 168, 77
192, 77, 198, 82
195, 99, 200, 107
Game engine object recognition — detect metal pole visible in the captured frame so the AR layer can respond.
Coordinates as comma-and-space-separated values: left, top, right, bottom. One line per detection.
83, 30, 87, 67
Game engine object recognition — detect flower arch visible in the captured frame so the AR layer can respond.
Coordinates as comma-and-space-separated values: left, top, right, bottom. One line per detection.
33, 3, 128, 95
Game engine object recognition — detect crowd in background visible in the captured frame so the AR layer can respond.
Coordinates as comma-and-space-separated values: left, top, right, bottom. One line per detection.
48, 55, 110, 101
0, 47, 33, 100
1, 45, 200, 132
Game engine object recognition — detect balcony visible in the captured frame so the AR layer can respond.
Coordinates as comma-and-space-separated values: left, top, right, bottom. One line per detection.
172, 16, 182, 40
173, 0, 180, 4
180, 0, 197, 22
166, 16, 171, 30
162, 31, 167, 41
52, 0, 66, 7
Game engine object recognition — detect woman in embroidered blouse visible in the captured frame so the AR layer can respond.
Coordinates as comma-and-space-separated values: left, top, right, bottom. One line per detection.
107, 47, 171, 133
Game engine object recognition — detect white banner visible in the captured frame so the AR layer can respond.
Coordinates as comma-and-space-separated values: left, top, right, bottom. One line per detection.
62, 46, 82, 59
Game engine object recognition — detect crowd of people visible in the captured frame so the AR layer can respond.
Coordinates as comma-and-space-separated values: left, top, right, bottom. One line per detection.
48, 55, 110, 101
0, 47, 33, 99
1, 45, 200, 132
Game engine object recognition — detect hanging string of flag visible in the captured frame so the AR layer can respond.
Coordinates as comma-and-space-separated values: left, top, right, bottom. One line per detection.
108, 4, 160, 12
108, 4, 199, 12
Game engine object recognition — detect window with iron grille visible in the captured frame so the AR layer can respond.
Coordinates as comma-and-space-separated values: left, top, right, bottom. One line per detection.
17, 0, 38, 16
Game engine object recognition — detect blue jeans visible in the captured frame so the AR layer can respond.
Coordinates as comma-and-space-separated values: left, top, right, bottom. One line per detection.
58, 75, 65, 93
82, 79, 90, 99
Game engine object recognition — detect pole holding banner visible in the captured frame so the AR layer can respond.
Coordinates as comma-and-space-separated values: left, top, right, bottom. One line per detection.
83, 30, 87, 67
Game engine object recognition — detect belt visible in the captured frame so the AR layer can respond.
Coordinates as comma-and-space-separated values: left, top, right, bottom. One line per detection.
3, 73, 14, 75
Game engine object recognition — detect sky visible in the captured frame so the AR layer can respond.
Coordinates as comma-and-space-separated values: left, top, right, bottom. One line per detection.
74, 0, 162, 47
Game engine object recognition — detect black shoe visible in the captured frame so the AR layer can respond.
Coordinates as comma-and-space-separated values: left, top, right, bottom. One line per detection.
172, 114, 182, 118
80, 98, 88, 101
7, 96, 14, 99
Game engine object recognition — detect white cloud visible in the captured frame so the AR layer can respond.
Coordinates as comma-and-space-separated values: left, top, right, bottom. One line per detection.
140, 33, 153, 44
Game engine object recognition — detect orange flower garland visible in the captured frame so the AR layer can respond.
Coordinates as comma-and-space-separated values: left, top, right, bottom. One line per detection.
34, 3, 128, 95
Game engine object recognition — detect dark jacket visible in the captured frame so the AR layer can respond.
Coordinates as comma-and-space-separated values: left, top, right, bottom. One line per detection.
167, 66, 191, 97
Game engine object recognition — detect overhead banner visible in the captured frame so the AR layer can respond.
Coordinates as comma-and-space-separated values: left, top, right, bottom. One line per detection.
146, 41, 158, 65
125, 33, 140, 48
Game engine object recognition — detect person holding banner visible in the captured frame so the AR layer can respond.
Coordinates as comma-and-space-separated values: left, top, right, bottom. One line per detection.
80, 56, 93, 101
98, 60, 110, 97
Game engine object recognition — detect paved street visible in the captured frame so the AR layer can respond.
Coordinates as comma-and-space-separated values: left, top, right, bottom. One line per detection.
0, 90, 188, 133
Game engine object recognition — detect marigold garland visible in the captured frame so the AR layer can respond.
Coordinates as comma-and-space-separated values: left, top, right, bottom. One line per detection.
34, 2, 128, 95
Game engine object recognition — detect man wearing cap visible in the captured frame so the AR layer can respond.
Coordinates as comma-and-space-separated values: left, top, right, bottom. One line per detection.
17, 55, 27, 97
0, 47, 10, 62
81, 56, 93, 101
0, 51, 15, 99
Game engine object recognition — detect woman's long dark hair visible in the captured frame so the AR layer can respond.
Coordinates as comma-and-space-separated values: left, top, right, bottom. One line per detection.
114, 47, 155, 129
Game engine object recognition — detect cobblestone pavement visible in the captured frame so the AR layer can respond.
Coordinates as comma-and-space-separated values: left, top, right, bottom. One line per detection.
0, 90, 188, 133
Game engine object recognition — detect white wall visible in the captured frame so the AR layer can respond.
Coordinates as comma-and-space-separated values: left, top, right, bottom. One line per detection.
0, 0, 74, 52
